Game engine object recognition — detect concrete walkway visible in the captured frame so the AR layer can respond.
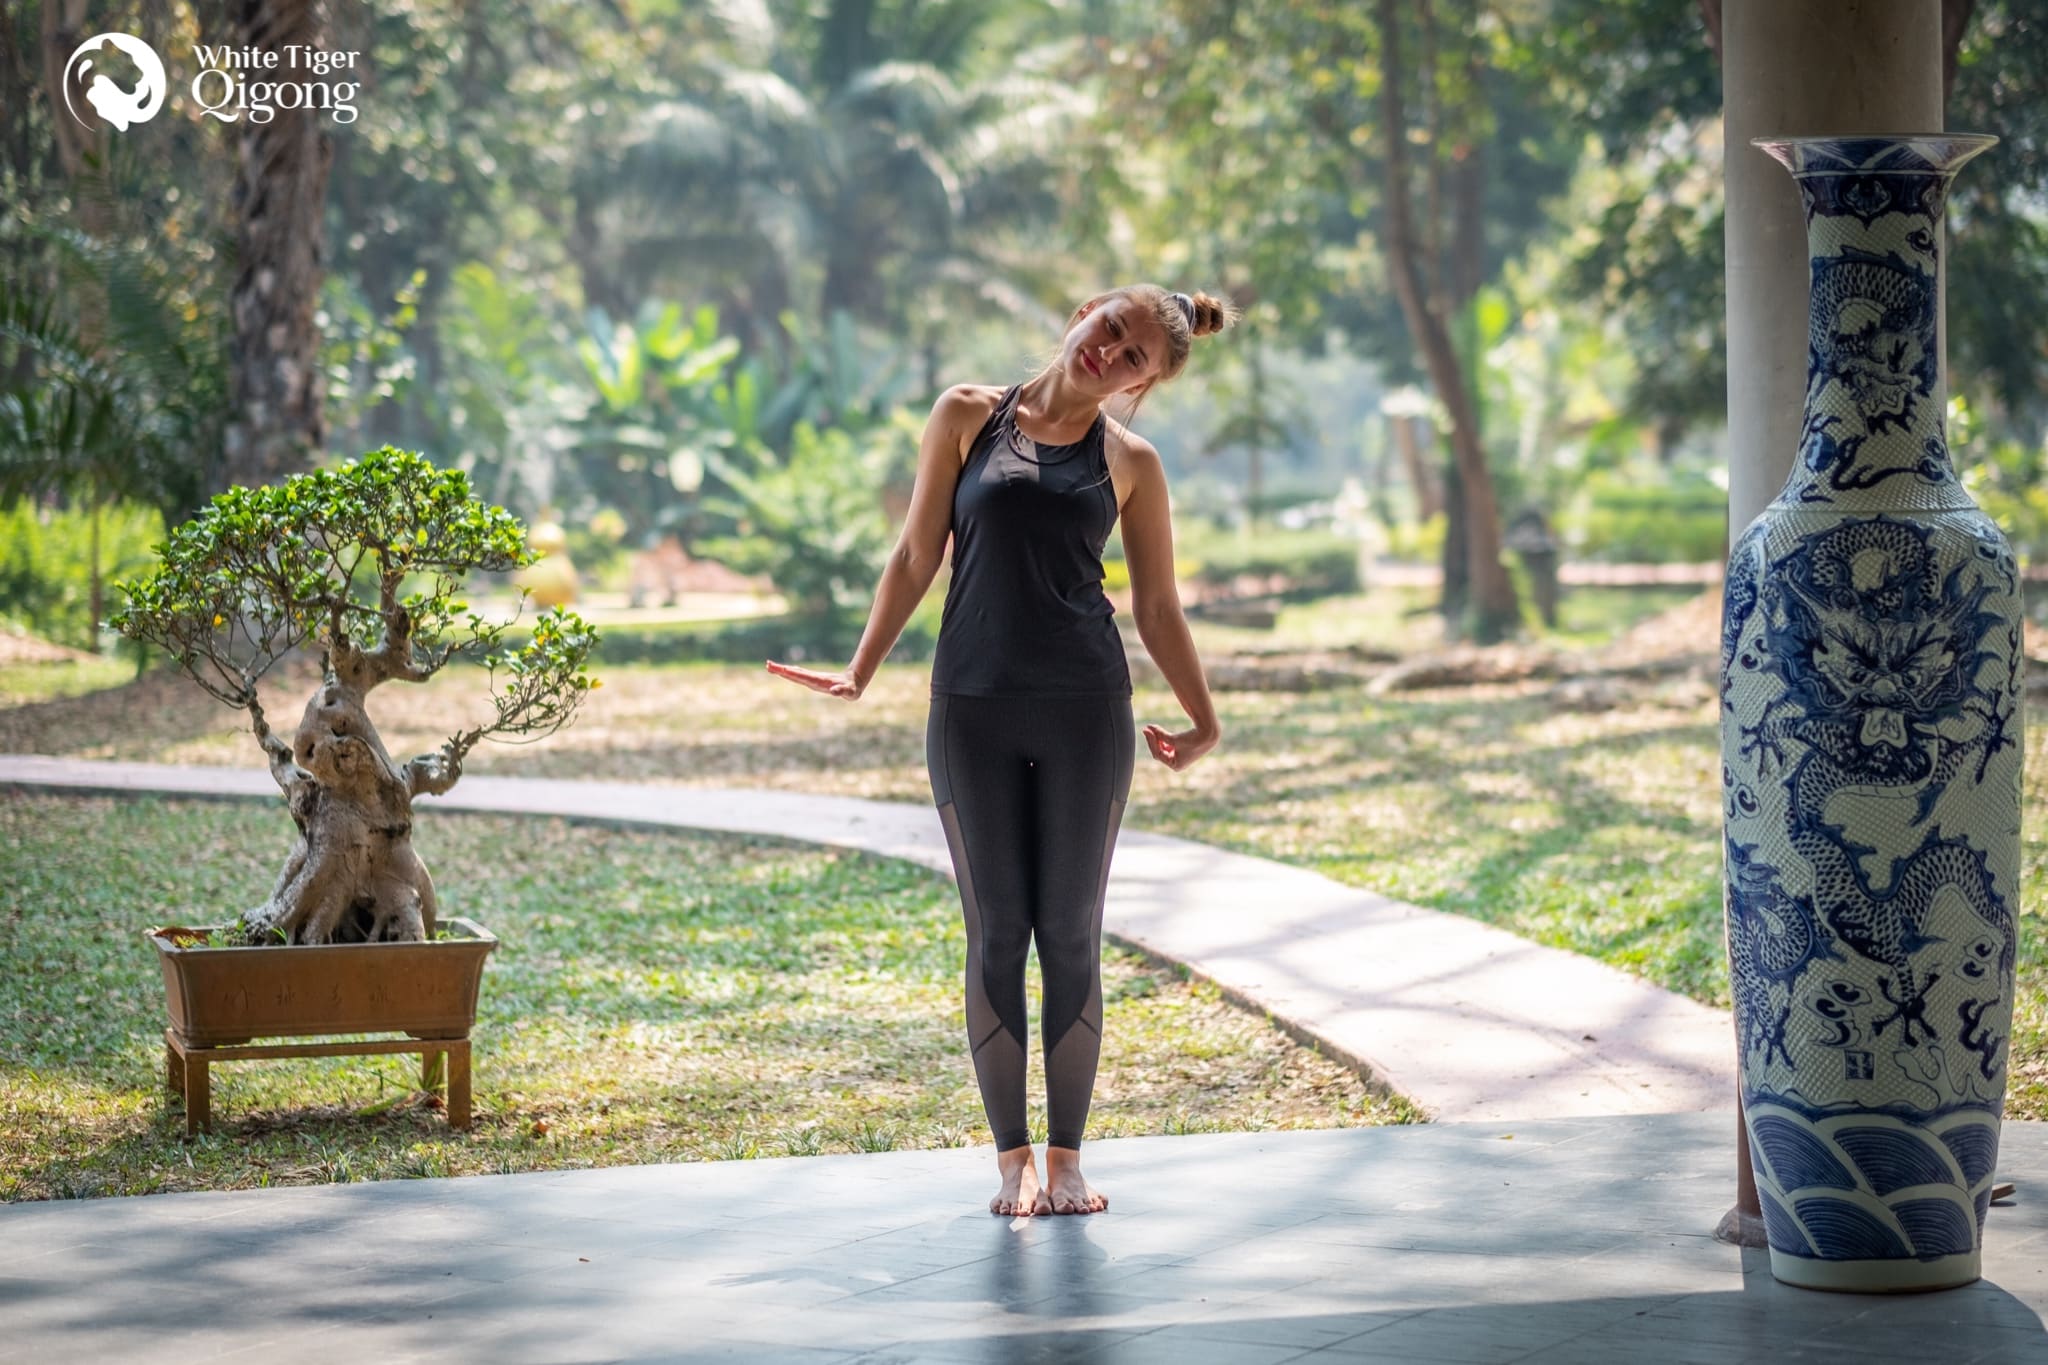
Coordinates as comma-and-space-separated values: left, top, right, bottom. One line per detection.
0, 756, 1734, 1121
2, 1114, 2043, 1364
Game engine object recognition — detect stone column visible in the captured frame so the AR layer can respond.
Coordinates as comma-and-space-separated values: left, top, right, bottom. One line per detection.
1718, 0, 1943, 1244
1724, 0, 1943, 529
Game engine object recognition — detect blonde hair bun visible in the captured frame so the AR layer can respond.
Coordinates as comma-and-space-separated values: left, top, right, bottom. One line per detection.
1185, 291, 1237, 339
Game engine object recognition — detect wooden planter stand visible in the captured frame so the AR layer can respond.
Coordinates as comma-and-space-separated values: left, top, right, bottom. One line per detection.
164, 1031, 473, 1137
148, 917, 497, 1138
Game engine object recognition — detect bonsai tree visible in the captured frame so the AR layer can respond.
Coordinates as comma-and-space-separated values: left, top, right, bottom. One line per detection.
112, 446, 599, 945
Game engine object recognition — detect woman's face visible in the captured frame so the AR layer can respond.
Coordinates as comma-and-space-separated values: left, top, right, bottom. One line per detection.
1061, 296, 1168, 397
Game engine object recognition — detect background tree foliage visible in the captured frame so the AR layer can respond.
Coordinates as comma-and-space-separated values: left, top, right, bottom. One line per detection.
3, 0, 2045, 647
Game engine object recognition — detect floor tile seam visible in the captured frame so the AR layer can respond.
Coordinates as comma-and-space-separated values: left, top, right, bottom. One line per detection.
1103, 1296, 1420, 1353
1461, 1288, 1708, 1362
828, 1251, 1011, 1300
1262, 1307, 1437, 1356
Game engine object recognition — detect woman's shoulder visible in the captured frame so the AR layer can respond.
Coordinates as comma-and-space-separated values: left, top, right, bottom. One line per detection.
1102, 412, 1163, 475
930, 384, 1010, 458
933, 383, 1008, 424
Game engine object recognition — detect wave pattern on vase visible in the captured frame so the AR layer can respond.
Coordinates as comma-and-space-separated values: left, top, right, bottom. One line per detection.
1721, 133, 2021, 1293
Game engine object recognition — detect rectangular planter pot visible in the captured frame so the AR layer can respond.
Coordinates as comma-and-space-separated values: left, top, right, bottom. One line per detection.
148, 917, 498, 1047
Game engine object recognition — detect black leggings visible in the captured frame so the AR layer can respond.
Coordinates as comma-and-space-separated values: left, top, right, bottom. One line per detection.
926, 692, 1136, 1152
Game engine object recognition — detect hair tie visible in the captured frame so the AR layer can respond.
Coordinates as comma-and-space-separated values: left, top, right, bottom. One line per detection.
1171, 292, 1196, 329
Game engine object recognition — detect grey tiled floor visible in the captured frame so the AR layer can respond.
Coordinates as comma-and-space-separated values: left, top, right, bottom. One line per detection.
2, 1114, 2044, 1363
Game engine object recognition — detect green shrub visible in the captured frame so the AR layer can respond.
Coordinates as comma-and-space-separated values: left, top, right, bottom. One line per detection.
1384, 512, 1446, 565
0, 499, 164, 649
491, 604, 940, 668
1963, 437, 2048, 568
697, 421, 896, 620
1560, 468, 1726, 563
1183, 528, 1361, 599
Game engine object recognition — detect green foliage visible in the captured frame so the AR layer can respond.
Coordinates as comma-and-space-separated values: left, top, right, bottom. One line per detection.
321, 267, 426, 444
641, 0, 1096, 352
742, 309, 915, 451
1386, 512, 1447, 564
1949, 203, 2048, 433
1543, 0, 2048, 446
557, 297, 921, 613
1183, 528, 1362, 598
562, 506, 630, 589
478, 605, 603, 743
1559, 464, 1726, 563
111, 448, 598, 736
0, 500, 163, 650
499, 611, 937, 669
409, 260, 579, 518
169, 923, 290, 950
0, 196, 231, 523
1948, 2, 2048, 436
1959, 401, 2048, 565
1556, 135, 1726, 439
1111, 1, 1578, 368
1529, 0, 1722, 149
566, 300, 743, 541
696, 423, 899, 621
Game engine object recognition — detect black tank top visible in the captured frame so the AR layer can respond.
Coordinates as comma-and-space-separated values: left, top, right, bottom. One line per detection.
929, 385, 1132, 698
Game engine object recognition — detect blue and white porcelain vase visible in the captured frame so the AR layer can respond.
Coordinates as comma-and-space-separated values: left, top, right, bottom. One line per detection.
1721, 133, 2021, 1293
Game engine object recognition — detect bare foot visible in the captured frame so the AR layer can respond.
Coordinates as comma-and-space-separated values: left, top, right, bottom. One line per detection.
1036, 1145, 1107, 1215
990, 1145, 1041, 1216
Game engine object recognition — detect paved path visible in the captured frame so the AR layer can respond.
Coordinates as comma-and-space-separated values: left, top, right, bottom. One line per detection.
0, 756, 1735, 1122
2, 1114, 2043, 1364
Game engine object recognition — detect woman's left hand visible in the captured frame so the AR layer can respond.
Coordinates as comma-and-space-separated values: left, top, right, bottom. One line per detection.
1143, 722, 1218, 771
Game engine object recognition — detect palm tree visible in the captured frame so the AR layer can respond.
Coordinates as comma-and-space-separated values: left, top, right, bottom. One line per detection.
575, 0, 1088, 357
0, 215, 233, 638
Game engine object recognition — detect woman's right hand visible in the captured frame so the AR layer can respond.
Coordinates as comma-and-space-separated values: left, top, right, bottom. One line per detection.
765, 660, 864, 700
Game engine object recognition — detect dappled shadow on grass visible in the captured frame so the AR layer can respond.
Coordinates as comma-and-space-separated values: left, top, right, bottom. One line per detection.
0, 661, 318, 761
1139, 682, 2046, 1110
1424, 732, 1725, 1002
1120, 681, 1738, 1009
2, 792, 1409, 1201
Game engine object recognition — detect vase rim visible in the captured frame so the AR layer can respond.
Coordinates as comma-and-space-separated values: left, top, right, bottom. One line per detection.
1752, 133, 1999, 176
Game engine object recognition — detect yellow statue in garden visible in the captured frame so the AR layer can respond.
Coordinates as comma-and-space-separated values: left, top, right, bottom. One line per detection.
517, 508, 579, 607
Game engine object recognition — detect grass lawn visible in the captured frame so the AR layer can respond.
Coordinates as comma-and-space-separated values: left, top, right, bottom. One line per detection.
0, 658, 135, 707
0, 793, 1415, 1202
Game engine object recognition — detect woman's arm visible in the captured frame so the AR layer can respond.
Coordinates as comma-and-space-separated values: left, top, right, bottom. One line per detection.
1116, 433, 1221, 768
767, 386, 980, 698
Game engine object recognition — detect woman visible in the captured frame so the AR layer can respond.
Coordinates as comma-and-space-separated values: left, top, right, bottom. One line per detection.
767, 283, 1230, 1216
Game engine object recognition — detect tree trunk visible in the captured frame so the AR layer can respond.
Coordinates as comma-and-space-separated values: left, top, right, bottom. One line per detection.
1246, 335, 1265, 537
1440, 454, 1468, 631
87, 478, 100, 643
242, 652, 450, 945
1374, 0, 1518, 643
1390, 414, 1443, 521
39, 0, 113, 361
1941, 0, 1975, 104
219, 0, 335, 493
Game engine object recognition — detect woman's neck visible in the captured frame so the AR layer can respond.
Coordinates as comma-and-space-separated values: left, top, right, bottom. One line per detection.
1014, 368, 1103, 437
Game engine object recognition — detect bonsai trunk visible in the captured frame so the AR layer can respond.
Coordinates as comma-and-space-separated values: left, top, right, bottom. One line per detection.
242, 638, 463, 946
